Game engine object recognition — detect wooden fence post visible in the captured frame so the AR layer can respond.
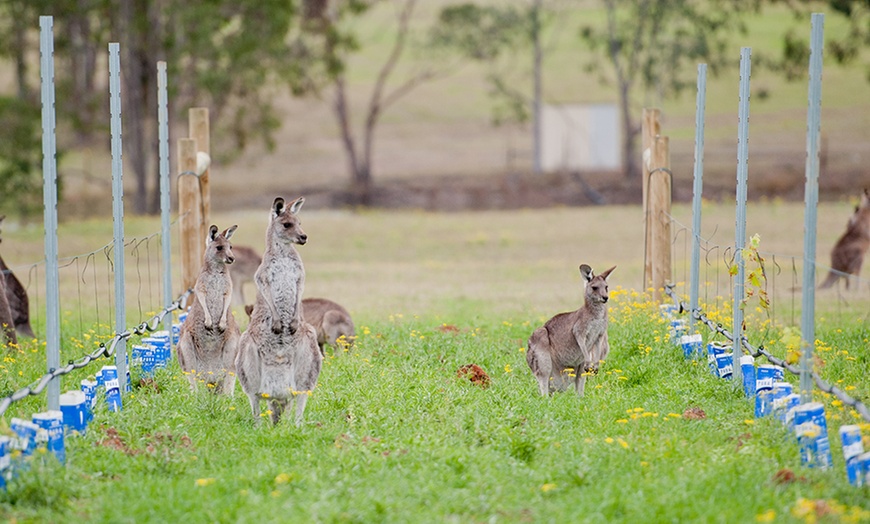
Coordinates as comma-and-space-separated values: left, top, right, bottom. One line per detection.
189, 108, 210, 240
649, 135, 672, 302
642, 108, 661, 293
177, 138, 202, 292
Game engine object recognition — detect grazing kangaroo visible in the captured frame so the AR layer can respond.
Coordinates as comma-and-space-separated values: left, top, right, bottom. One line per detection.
229, 244, 262, 306
235, 197, 322, 427
176, 224, 241, 395
0, 215, 34, 339
526, 264, 616, 397
819, 189, 870, 289
245, 297, 355, 356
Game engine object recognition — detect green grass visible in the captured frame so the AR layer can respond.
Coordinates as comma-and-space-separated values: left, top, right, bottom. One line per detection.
0, 203, 868, 522
0, 294, 867, 523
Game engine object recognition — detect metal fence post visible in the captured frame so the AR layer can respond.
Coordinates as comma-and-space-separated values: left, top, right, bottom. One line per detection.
157, 62, 172, 342
689, 64, 707, 334
732, 47, 752, 386
39, 16, 60, 411
109, 43, 127, 391
800, 14, 825, 403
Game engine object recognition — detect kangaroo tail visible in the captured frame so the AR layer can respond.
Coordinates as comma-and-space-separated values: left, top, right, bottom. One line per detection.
16, 322, 35, 339
818, 271, 839, 289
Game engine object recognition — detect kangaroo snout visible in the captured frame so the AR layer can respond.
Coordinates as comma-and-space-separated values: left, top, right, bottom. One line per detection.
226, 255, 235, 264
298, 234, 308, 245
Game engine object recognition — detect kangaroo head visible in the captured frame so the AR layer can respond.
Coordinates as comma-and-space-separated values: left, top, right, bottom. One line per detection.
268, 196, 308, 246
580, 264, 616, 305
205, 224, 238, 266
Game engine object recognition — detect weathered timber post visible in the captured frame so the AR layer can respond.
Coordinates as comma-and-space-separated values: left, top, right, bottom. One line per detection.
189, 108, 210, 240
649, 135, 672, 302
642, 108, 661, 293
177, 138, 202, 292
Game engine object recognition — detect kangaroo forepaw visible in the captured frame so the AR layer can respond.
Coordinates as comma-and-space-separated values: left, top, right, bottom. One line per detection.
288, 318, 299, 335
271, 323, 283, 335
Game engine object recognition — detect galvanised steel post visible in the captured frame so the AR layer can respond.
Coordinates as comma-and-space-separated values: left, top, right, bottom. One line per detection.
689, 64, 707, 335
157, 61, 173, 345
39, 16, 61, 411
732, 48, 752, 387
109, 43, 127, 392
800, 14, 825, 403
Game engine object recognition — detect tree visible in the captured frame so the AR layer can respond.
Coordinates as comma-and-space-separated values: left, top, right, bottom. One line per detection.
579, 0, 755, 179
0, 0, 327, 215
304, 0, 463, 205
0, 96, 49, 217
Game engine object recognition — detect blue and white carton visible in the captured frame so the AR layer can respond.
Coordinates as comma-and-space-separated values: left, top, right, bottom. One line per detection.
32, 411, 65, 464
793, 402, 832, 469
783, 393, 802, 432
659, 304, 678, 320
10, 418, 39, 457
668, 319, 687, 345
706, 342, 729, 375
101, 365, 122, 412
680, 333, 703, 359
740, 355, 755, 397
81, 379, 98, 421
60, 390, 88, 433
0, 435, 10, 489
715, 352, 733, 379
839, 425, 864, 486
754, 365, 784, 417
856, 452, 870, 487
769, 382, 794, 422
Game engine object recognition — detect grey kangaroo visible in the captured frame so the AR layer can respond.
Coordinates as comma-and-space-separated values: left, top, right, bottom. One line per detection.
526, 264, 616, 397
176, 224, 241, 395
235, 197, 322, 426
819, 189, 870, 289
0, 215, 34, 339
245, 297, 355, 356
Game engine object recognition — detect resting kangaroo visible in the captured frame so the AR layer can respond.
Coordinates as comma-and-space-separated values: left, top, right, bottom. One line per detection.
526, 264, 616, 397
176, 225, 241, 395
819, 189, 870, 289
0, 215, 34, 339
235, 197, 322, 426
245, 297, 355, 356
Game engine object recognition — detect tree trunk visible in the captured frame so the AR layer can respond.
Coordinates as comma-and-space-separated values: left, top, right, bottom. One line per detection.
333, 76, 370, 205
619, 80, 640, 179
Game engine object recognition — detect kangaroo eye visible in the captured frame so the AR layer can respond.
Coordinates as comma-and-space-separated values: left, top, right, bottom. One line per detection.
216, 246, 223, 251
283, 223, 292, 229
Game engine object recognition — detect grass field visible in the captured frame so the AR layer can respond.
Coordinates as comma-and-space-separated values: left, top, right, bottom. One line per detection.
0, 202, 868, 522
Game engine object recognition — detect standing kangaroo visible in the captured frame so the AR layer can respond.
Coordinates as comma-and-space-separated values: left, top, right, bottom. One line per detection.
245, 297, 355, 356
526, 264, 616, 397
0, 215, 34, 339
176, 225, 241, 395
819, 189, 870, 289
235, 197, 322, 427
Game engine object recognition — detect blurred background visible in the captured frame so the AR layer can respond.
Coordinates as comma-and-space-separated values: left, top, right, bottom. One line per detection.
0, 0, 868, 220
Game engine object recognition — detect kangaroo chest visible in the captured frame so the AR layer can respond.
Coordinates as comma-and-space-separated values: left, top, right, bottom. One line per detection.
198, 271, 229, 317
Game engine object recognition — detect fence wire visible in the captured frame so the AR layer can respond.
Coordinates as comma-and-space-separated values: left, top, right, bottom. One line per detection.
664, 284, 870, 423
0, 289, 191, 418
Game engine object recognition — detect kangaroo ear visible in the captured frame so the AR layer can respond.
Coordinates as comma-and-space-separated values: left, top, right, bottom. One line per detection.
272, 197, 285, 218
579, 264, 594, 282
289, 196, 305, 215
599, 266, 617, 280
224, 225, 238, 240
208, 225, 219, 243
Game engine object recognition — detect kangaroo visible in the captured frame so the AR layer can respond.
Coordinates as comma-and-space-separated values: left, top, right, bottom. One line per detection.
235, 197, 322, 427
819, 189, 870, 289
229, 244, 262, 306
0, 267, 14, 346
0, 215, 34, 339
176, 224, 241, 395
245, 297, 355, 356
526, 264, 616, 397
